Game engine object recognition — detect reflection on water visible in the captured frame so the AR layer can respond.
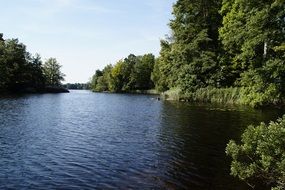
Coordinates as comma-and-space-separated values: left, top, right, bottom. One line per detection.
0, 91, 283, 189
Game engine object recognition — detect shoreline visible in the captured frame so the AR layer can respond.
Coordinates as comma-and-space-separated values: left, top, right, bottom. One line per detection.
92, 89, 160, 95
160, 87, 285, 109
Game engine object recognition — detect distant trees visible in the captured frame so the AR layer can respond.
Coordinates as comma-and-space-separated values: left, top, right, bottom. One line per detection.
0, 33, 66, 92
92, 65, 112, 92
64, 83, 90, 90
91, 54, 155, 92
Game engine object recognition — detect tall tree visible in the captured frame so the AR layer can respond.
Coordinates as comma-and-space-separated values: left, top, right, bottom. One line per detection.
43, 58, 65, 87
153, 0, 222, 92
152, 40, 173, 92
0, 38, 30, 91
132, 53, 155, 90
95, 64, 112, 92
91, 69, 103, 90
220, 0, 285, 106
220, 0, 285, 71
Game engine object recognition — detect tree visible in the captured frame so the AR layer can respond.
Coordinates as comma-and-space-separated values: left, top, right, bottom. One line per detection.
0, 33, 66, 93
91, 54, 155, 92
91, 69, 103, 90
91, 64, 112, 92
226, 115, 285, 190
132, 53, 155, 90
220, 0, 285, 106
121, 54, 137, 91
152, 0, 222, 92
24, 53, 45, 90
151, 40, 173, 92
43, 58, 65, 87
109, 60, 125, 92
220, 0, 285, 70
0, 38, 31, 91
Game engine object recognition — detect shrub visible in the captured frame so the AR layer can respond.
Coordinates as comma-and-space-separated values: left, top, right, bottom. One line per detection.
226, 116, 285, 190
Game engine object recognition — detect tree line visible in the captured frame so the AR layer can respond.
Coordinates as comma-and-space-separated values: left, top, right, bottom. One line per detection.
89, 2, 285, 188
152, 0, 285, 107
91, 0, 284, 107
91, 54, 155, 92
0, 33, 66, 93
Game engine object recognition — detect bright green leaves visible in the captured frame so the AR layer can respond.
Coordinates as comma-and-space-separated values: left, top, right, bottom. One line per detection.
220, 0, 285, 69
0, 36, 48, 91
91, 54, 155, 93
42, 58, 65, 87
0, 34, 65, 92
226, 116, 285, 189
153, 0, 221, 93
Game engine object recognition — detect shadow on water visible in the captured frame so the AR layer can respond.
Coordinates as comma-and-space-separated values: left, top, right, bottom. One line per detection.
155, 101, 284, 190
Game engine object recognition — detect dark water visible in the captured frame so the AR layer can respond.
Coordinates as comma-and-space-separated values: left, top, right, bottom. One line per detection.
0, 90, 283, 189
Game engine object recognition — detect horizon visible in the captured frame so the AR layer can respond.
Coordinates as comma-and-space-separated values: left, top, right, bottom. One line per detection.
0, 0, 176, 83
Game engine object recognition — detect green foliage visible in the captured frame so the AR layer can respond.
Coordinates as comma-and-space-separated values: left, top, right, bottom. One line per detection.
93, 65, 112, 92
109, 60, 124, 92
0, 33, 65, 93
151, 40, 173, 92
151, 0, 227, 94
0, 38, 29, 90
226, 115, 285, 190
91, 70, 103, 90
161, 88, 183, 101
132, 54, 155, 90
91, 54, 155, 93
188, 87, 242, 104
162, 87, 242, 104
43, 58, 65, 87
0, 35, 47, 92
151, 0, 285, 107
238, 61, 285, 107
219, 0, 285, 73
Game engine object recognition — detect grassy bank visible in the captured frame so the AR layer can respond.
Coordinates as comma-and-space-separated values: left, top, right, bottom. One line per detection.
161, 87, 240, 103
161, 87, 283, 108
92, 89, 159, 95
129, 89, 159, 95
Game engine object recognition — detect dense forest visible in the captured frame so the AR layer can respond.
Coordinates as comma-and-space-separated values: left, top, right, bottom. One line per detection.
154, 0, 285, 108
0, 33, 67, 93
91, 0, 285, 107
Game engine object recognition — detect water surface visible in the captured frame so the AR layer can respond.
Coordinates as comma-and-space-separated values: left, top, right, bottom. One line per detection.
0, 90, 283, 189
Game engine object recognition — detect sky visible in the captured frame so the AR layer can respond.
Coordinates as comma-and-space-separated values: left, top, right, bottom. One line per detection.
0, 0, 176, 83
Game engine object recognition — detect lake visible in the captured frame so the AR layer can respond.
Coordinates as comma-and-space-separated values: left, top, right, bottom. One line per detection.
0, 90, 283, 189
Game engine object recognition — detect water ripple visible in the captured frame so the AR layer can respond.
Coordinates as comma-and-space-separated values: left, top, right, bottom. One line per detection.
0, 91, 283, 189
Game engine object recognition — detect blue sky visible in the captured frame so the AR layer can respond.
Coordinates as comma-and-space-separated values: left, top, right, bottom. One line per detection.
0, 0, 176, 83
